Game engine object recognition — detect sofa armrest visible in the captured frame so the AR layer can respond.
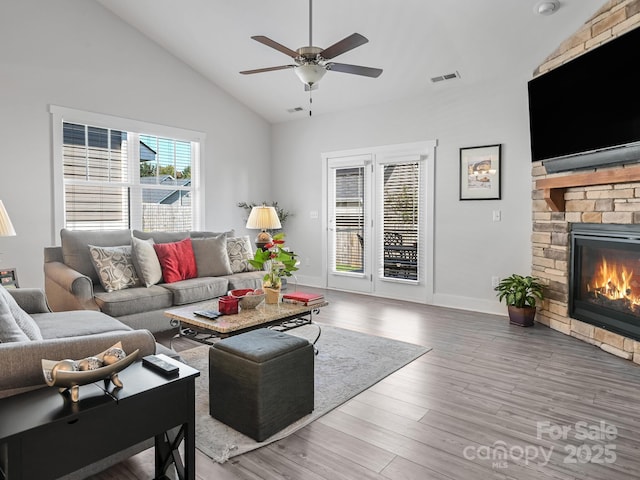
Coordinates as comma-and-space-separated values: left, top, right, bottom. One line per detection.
44, 260, 99, 312
7, 288, 51, 314
0, 330, 157, 393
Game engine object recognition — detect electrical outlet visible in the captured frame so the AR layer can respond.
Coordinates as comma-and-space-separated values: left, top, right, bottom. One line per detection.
492, 276, 500, 287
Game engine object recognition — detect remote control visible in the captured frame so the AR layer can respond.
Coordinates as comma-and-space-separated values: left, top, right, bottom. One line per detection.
194, 310, 221, 320
142, 355, 179, 377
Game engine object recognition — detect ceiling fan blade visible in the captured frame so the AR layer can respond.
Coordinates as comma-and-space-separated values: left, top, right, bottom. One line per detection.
251, 35, 299, 59
320, 33, 368, 60
240, 65, 295, 75
326, 62, 383, 78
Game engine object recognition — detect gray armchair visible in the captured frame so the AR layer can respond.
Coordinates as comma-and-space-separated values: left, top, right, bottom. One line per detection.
0, 288, 157, 398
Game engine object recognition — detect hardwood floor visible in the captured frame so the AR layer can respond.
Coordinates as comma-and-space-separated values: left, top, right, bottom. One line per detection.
93, 288, 640, 480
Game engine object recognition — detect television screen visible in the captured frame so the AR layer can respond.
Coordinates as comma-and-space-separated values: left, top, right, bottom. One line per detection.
528, 26, 640, 163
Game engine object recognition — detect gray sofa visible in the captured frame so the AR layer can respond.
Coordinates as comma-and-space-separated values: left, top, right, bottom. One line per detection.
44, 228, 265, 335
0, 287, 176, 398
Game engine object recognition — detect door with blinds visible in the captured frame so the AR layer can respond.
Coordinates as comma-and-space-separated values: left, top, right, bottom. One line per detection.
325, 142, 435, 303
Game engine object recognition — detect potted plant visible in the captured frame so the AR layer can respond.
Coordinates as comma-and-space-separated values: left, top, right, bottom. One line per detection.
248, 233, 298, 304
494, 274, 544, 327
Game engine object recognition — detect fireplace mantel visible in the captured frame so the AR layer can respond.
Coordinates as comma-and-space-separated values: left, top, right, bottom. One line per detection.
536, 164, 640, 212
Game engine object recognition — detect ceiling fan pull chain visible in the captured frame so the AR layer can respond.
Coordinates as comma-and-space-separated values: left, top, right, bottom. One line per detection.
309, 0, 313, 46
309, 89, 313, 116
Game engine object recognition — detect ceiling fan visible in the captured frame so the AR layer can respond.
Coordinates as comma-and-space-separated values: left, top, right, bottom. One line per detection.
240, 0, 383, 91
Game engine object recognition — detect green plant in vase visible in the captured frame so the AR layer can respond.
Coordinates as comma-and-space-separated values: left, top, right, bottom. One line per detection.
249, 233, 298, 303
495, 274, 544, 327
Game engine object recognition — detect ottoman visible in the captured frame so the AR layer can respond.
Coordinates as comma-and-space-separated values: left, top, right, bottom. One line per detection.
209, 328, 314, 441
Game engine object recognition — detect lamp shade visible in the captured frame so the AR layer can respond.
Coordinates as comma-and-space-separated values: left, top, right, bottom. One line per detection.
246, 205, 282, 230
0, 201, 16, 237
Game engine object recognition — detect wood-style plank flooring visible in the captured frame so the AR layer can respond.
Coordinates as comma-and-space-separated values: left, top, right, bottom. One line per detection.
92, 287, 640, 480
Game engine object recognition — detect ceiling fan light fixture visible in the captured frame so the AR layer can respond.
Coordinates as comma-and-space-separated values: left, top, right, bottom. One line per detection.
294, 63, 326, 86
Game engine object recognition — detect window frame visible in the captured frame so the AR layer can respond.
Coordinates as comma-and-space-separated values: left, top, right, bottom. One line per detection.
50, 105, 205, 243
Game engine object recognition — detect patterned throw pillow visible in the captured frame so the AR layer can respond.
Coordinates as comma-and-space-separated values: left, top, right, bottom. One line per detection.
88, 245, 140, 292
226, 236, 256, 273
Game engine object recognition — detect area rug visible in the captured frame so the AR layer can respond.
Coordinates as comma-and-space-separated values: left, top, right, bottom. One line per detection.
179, 324, 431, 463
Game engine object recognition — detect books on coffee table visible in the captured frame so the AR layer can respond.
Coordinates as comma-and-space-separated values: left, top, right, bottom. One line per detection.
282, 291, 325, 306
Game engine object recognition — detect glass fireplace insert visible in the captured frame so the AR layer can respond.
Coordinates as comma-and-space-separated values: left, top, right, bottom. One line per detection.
570, 223, 640, 341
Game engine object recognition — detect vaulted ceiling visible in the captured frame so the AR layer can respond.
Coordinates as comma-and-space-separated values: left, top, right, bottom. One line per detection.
97, 0, 605, 123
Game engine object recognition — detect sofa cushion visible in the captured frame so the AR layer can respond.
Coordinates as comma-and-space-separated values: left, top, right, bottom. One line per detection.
131, 237, 163, 287
61, 229, 133, 283
227, 236, 256, 273
190, 230, 235, 239
192, 235, 233, 277
225, 271, 265, 291
0, 286, 42, 341
32, 310, 133, 339
133, 230, 189, 244
161, 277, 229, 305
93, 285, 173, 318
153, 238, 198, 283
88, 245, 141, 292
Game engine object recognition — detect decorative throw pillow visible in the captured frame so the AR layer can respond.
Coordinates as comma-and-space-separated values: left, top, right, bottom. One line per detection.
0, 289, 30, 342
226, 236, 256, 273
192, 235, 233, 277
131, 237, 163, 287
0, 286, 42, 341
88, 245, 141, 293
153, 238, 198, 283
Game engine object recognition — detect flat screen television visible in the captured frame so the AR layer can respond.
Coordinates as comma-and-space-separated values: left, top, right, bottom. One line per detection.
528, 26, 640, 169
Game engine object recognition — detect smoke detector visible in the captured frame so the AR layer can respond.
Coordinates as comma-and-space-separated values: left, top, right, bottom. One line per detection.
534, 0, 560, 16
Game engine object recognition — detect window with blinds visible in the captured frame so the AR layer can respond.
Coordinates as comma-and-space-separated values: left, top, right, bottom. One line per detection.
61, 122, 196, 232
333, 167, 365, 273
380, 161, 420, 281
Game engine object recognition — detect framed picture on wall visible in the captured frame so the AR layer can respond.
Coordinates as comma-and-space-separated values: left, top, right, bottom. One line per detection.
459, 144, 501, 200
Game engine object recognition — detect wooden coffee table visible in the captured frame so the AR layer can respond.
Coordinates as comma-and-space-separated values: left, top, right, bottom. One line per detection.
165, 299, 328, 345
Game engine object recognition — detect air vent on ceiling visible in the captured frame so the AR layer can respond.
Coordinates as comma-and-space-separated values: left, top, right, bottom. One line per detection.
287, 107, 305, 113
430, 71, 460, 83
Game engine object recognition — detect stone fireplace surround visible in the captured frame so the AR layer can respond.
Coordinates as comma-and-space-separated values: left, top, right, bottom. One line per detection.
532, 162, 640, 364
530, 1, 640, 364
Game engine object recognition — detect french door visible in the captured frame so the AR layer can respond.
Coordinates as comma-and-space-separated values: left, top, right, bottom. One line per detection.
324, 142, 435, 303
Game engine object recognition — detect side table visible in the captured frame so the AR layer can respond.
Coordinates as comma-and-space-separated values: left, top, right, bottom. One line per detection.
0, 355, 199, 480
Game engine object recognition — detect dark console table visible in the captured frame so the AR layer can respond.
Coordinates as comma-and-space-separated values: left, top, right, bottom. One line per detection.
0, 355, 199, 480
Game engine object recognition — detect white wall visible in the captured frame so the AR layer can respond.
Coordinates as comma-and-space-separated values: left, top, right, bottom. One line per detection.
0, 0, 271, 288
272, 76, 533, 314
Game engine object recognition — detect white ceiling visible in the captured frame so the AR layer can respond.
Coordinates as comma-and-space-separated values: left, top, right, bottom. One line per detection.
96, 0, 605, 124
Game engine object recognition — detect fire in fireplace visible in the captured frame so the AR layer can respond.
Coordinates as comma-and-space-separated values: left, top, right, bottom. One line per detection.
570, 224, 640, 341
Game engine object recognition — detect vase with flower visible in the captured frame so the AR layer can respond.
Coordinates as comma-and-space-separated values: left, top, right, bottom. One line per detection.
248, 233, 298, 304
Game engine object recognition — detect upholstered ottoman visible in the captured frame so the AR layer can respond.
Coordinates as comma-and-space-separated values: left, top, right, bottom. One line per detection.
209, 328, 314, 441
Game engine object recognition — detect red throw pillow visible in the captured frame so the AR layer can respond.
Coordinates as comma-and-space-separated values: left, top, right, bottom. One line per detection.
153, 238, 198, 283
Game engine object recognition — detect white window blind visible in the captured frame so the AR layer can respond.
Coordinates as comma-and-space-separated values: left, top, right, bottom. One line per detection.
333, 166, 366, 273
377, 158, 422, 282
62, 123, 130, 230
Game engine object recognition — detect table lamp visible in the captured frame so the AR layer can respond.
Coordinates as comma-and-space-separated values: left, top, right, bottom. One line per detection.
0, 200, 16, 237
246, 204, 281, 250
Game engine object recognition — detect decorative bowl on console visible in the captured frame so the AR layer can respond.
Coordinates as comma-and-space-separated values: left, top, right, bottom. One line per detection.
229, 288, 266, 309
41, 341, 138, 402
